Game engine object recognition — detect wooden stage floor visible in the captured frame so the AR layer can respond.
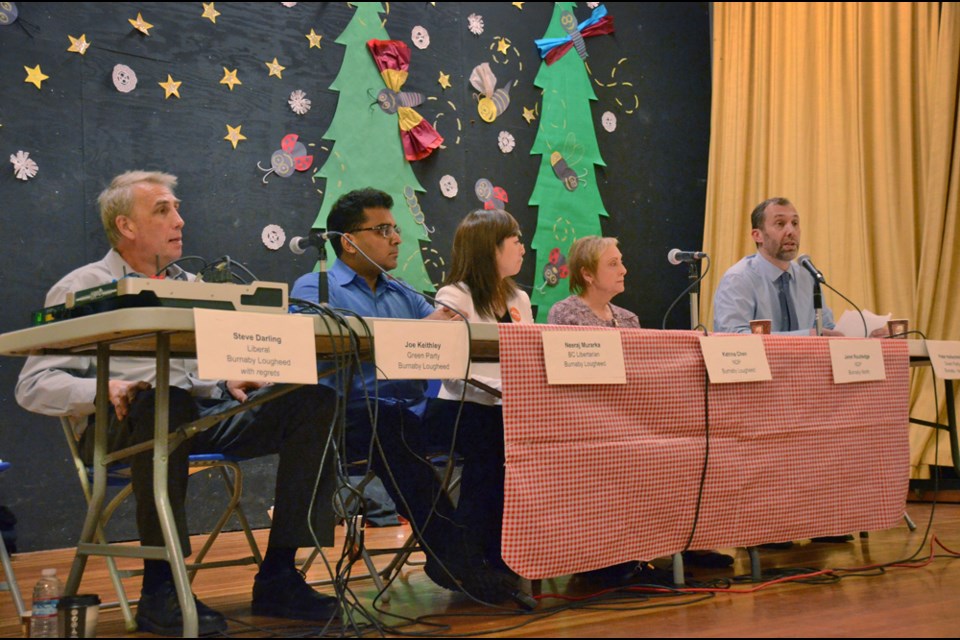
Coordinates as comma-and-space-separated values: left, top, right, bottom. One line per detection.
1, 501, 958, 637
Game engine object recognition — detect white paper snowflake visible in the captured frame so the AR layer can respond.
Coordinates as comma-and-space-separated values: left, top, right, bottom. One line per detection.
497, 131, 516, 153
261, 224, 286, 251
112, 63, 138, 93
467, 13, 484, 36
288, 90, 311, 115
411, 25, 430, 50
10, 150, 38, 181
601, 111, 617, 132
439, 174, 458, 198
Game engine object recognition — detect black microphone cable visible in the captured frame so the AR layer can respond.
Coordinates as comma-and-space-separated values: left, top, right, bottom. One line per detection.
154, 255, 208, 277
206, 255, 260, 284
819, 281, 868, 337
155, 254, 261, 284
288, 297, 378, 634
680, 323, 713, 569
661, 255, 711, 330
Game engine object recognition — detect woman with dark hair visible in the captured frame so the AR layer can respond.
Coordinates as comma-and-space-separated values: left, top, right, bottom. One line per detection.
435, 208, 533, 403
425, 209, 532, 603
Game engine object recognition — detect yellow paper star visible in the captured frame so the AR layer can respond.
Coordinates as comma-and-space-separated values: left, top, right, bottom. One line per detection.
220, 67, 242, 91
265, 58, 285, 79
438, 71, 451, 90
512, 2, 524, 9
305, 29, 323, 49
201, 3, 220, 23
522, 106, 537, 124
129, 12, 154, 35
67, 34, 91, 55
224, 124, 247, 149
158, 74, 182, 99
496, 37, 511, 55
24, 65, 49, 90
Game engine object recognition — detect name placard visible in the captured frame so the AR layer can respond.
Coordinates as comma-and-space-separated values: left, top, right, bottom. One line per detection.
373, 318, 469, 380
924, 340, 960, 380
828, 339, 886, 383
541, 330, 626, 384
698, 335, 772, 383
194, 308, 318, 384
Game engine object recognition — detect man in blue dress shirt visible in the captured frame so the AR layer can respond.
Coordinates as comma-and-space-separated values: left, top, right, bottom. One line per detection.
713, 197, 841, 335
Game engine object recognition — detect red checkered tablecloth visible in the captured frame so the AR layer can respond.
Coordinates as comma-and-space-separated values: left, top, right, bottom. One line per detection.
498, 325, 910, 579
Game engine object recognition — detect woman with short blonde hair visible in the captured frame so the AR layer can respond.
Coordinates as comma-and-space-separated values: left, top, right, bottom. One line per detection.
548, 235, 639, 328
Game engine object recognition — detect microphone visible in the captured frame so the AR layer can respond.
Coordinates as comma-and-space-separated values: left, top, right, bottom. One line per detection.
798, 254, 826, 284
668, 248, 707, 265
289, 230, 328, 255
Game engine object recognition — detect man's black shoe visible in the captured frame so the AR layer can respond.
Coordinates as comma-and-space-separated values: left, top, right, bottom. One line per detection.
575, 561, 678, 588
424, 554, 461, 591
252, 566, 339, 621
811, 534, 855, 543
460, 559, 533, 608
575, 561, 643, 586
135, 582, 227, 636
760, 541, 795, 549
633, 563, 678, 587
682, 550, 735, 568
423, 547, 531, 608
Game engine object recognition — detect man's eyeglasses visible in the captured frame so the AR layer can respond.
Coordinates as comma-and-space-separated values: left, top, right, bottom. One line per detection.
350, 224, 401, 238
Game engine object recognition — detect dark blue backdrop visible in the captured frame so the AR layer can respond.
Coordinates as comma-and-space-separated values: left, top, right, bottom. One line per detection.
0, 2, 711, 551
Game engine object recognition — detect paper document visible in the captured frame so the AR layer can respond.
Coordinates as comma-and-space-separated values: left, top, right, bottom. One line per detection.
835, 309, 890, 337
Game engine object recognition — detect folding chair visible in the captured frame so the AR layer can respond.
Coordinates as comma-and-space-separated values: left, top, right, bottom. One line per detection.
60, 418, 262, 631
0, 462, 25, 619
302, 453, 462, 602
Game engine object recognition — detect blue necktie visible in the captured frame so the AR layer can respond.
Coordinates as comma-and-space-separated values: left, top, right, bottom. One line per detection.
777, 272, 798, 332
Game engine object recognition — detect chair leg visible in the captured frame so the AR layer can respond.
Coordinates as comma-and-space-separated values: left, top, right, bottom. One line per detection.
101, 553, 138, 632
748, 547, 763, 582
380, 532, 420, 577
187, 462, 261, 581
358, 544, 389, 601
88, 513, 137, 631
304, 462, 463, 601
305, 521, 409, 603
96, 488, 139, 632
672, 552, 685, 586
300, 547, 321, 574
0, 536, 25, 619
220, 465, 263, 567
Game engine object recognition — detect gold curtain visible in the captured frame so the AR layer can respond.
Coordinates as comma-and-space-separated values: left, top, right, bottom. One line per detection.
703, 2, 960, 477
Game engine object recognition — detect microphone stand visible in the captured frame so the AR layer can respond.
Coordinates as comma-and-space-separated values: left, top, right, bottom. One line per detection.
813, 280, 823, 336
318, 246, 328, 306
309, 229, 328, 306
687, 261, 701, 329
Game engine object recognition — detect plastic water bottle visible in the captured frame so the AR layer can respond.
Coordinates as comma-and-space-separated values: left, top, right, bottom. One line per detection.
30, 568, 62, 638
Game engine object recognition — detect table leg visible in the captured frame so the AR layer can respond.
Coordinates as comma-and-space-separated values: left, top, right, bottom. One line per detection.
945, 379, 959, 476
151, 333, 198, 637
66, 344, 112, 596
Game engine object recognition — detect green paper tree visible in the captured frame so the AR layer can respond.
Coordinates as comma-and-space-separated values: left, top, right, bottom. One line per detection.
528, 2, 610, 322
309, 2, 434, 292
